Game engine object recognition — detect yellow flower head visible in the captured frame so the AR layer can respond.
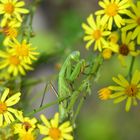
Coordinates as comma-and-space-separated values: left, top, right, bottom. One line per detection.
102, 48, 112, 59
119, 32, 138, 56
17, 129, 35, 140
0, 0, 29, 27
0, 50, 33, 76
82, 14, 111, 51
8, 38, 39, 64
106, 32, 139, 66
122, 2, 140, 44
98, 87, 112, 100
14, 112, 37, 140
108, 31, 119, 44
101, 31, 119, 59
14, 112, 37, 133
96, 0, 130, 30
0, 19, 21, 46
38, 113, 73, 140
109, 70, 140, 111
0, 88, 21, 126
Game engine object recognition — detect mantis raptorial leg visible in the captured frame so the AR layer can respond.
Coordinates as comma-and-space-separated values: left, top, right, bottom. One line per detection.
68, 59, 85, 82
58, 51, 80, 98
58, 51, 87, 120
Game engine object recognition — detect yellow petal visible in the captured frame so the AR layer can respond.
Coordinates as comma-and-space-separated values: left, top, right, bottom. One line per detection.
125, 97, 132, 112
1, 88, 9, 102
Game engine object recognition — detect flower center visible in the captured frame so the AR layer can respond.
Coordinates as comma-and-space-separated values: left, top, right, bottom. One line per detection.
119, 44, 129, 56
106, 3, 118, 16
0, 102, 7, 114
93, 29, 102, 40
137, 17, 140, 25
3, 27, 18, 38
125, 84, 138, 96
16, 45, 29, 57
4, 3, 14, 14
9, 55, 20, 65
23, 122, 32, 131
49, 128, 61, 140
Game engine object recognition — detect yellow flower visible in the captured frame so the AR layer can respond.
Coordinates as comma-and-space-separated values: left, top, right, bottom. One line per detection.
108, 31, 119, 44
0, 50, 33, 76
0, 88, 21, 126
14, 113, 37, 140
107, 32, 139, 66
0, 19, 21, 46
38, 113, 73, 140
8, 38, 39, 64
98, 87, 112, 100
101, 31, 119, 59
109, 70, 140, 111
118, 32, 139, 66
122, 2, 140, 44
95, 0, 130, 30
0, 0, 29, 27
82, 14, 111, 51
14, 113, 37, 133
102, 48, 112, 59
17, 129, 35, 140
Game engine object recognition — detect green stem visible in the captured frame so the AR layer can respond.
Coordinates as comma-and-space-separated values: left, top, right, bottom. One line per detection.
72, 96, 85, 124
26, 95, 70, 117
128, 56, 135, 79
22, 0, 40, 42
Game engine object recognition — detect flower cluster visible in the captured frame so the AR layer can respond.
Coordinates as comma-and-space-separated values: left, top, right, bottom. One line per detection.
0, 0, 39, 77
82, 0, 140, 66
0, 88, 73, 140
82, 0, 140, 112
99, 70, 140, 112
0, 0, 74, 139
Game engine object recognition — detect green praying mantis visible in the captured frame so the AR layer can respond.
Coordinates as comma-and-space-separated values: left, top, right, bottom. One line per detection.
58, 51, 86, 121
22, 51, 103, 124
58, 51, 103, 122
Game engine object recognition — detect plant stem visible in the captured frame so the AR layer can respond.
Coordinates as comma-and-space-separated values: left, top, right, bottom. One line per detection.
26, 95, 70, 117
128, 56, 135, 79
72, 95, 85, 124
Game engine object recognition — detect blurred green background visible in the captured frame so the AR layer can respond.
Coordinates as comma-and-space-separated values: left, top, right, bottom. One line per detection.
28, 0, 140, 140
